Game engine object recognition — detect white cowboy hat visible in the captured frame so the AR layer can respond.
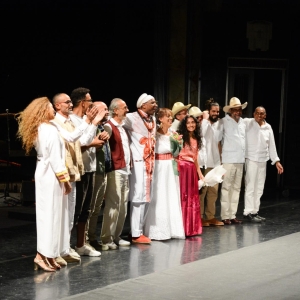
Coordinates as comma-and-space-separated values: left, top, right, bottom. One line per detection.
189, 106, 203, 117
223, 97, 247, 113
136, 93, 154, 108
171, 102, 191, 116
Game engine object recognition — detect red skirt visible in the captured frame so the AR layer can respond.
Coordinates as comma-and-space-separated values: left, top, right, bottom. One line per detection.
179, 160, 202, 236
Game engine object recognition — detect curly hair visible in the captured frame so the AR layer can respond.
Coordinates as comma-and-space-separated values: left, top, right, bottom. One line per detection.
16, 97, 52, 155
178, 115, 202, 150
70, 87, 90, 108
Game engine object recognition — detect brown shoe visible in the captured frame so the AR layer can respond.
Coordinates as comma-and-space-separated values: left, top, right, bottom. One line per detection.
222, 219, 231, 225
201, 219, 210, 227
207, 218, 224, 226
230, 218, 242, 224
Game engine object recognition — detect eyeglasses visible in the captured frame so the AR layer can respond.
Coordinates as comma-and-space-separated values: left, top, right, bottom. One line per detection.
60, 100, 72, 105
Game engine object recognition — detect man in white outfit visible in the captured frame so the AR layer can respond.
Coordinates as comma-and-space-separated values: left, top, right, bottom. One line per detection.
200, 99, 224, 227
219, 97, 247, 225
124, 93, 158, 244
243, 106, 284, 222
170, 102, 191, 131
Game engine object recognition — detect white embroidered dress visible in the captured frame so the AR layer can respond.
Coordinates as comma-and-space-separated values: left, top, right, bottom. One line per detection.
144, 132, 185, 240
35, 123, 70, 258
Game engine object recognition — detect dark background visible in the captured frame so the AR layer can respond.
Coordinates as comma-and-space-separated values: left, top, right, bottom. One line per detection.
0, 0, 299, 190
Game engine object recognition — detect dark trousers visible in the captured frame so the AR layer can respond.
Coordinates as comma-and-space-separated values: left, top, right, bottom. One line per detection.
74, 172, 95, 224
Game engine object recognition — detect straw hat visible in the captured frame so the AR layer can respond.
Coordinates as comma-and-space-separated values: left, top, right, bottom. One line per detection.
189, 106, 203, 117
171, 102, 191, 116
223, 97, 247, 113
136, 93, 154, 108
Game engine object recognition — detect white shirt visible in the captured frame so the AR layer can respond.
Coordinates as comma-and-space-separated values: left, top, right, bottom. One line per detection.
104, 118, 131, 175
69, 113, 98, 172
171, 119, 180, 132
201, 119, 223, 168
219, 114, 246, 164
244, 118, 280, 164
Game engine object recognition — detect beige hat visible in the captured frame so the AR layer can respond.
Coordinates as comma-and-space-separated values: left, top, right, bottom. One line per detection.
171, 102, 191, 116
136, 93, 154, 108
223, 97, 248, 113
189, 106, 203, 117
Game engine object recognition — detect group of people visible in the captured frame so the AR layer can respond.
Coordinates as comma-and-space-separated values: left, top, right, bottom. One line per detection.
16, 89, 283, 273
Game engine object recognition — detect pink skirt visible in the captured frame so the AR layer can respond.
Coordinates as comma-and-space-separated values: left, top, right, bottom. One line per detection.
179, 160, 202, 236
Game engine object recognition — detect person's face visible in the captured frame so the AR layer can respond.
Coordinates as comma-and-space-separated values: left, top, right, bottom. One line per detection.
55, 94, 73, 116
95, 102, 109, 122
47, 103, 55, 120
196, 115, 203, 123
141, 98, 158, 115
82, 93, 93, 114
114, 100, 129, 120
230, 107, 242, 122
159, 112, 173, 128
186, 116, 196, 132
175, 109, 187, 121
254, 107, 266, 125
209, 105, 219, 123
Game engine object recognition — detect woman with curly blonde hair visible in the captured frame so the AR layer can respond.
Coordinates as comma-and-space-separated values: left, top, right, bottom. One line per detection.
17, 97, 73, 271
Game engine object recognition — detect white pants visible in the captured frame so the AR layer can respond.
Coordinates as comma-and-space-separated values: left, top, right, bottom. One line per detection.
60, 181, 76, 256
220, 163, 244, 220
243, 159, 266, 215
101, 171, 129, 244
130, 202, 150, 237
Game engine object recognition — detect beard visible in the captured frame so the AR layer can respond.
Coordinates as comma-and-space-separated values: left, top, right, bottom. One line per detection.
209, 115, 218, 123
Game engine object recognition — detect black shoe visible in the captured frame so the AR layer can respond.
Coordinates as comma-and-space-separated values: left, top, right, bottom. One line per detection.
253, 214, 266, 221
243, 214, 261, 223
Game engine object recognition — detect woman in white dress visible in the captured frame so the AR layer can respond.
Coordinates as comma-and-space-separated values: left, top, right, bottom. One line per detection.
17, 97, 96, 272
144, 108, 185, 240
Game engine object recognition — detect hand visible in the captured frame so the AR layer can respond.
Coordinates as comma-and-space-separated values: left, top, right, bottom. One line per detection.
85, 106, 98, 123
92, 110, 106, 125
276, 161, 284, 174
98, 131, 109, 141
202, 110, 209, 120
64, 181, 72, 195
92, 136, 106, 148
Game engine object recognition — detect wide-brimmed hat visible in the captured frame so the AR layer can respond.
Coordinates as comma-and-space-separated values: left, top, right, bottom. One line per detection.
136, 93, 154, 108
171, 102, 191, 116
223, 97, 247, 113
189, 106, 203, 117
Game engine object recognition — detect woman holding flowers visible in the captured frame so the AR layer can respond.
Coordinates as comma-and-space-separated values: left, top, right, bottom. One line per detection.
144, 108, 185, 240
178, 115, 204, 236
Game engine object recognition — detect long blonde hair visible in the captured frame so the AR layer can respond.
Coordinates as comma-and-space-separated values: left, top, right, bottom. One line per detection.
16, 97, 52, 155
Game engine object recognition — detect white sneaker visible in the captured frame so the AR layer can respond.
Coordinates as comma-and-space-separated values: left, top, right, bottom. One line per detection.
102, 242, 118, 250
75, 244, 101, 257
69, 248, 80, 258
115, 238, 131, 247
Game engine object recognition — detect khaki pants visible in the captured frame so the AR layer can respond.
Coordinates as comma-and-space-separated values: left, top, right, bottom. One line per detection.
220, 163, 244, 220
101, 171, 129, 244
200, 167, 219, 220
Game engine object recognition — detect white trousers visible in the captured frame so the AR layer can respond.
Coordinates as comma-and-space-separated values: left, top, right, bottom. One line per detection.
60, 181, 76, 256
243, 159, 266, 215
220, 163, 244, 220
101, 171, 129, 244
130, 202, 150, 237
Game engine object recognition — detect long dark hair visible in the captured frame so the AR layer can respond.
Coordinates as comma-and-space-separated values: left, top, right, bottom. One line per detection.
178, 115, 202, 150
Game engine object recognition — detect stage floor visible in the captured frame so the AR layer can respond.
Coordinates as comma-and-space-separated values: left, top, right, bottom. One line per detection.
0, 190, 299, 300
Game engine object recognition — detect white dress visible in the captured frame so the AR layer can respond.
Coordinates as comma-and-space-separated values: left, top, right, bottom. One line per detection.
35, 123, 70, 258
144, 132, 185, 240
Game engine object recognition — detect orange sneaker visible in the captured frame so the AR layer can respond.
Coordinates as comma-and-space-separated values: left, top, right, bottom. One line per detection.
132, 235, 151, 244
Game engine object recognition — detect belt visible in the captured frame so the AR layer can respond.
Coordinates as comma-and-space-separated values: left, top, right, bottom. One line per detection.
155, 153, 172, 160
